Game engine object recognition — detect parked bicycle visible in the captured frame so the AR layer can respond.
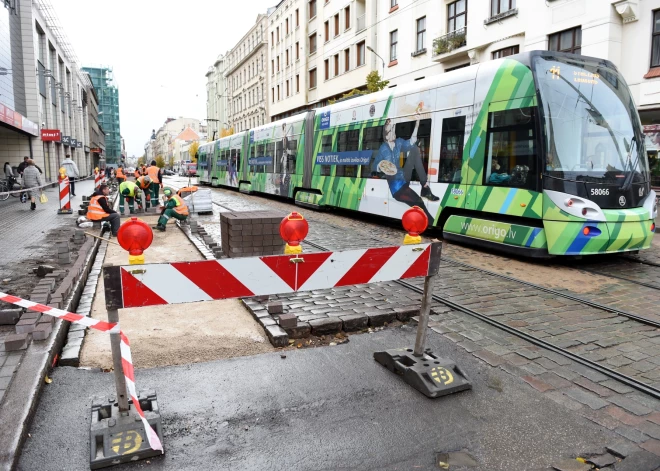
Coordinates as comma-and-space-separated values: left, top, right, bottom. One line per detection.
0, 177, 26, 202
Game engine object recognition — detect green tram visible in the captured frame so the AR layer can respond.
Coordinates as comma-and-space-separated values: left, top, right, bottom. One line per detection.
199, 51, 657, 257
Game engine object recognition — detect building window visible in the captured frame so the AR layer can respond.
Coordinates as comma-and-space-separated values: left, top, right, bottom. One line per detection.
309, 34, 317, 53
548, 26, 581, 54
652, 10, 660, 67
391, 0, 397, 8
286, 18, 289, 35
277, 56, 280, 71
357, 41, 365, 66
296, 41, 300, 60
324, 59, 329, 80
309, 68, 317, 88
446, 63, 470, 72
492, 45, 519, 59
296, 74, 300, 92
276, 27, 280, 43
447, 0, 466, 32
309, 0, 316, 18
277, 85, 280, 100
390, 30, 398, 62
271, 59, 274, 75
491, 0, 515, 17
334, 54, 339, 76
345, 48, 350, 72
286, 50, 289, 66
286, 80, 290, 97
325, 21, 329, 42
296, 8, 299, 27
345, 6, 350, 30
271, 31, 274, 44
272, 87, 275, 103
416, 17, 426, 52
334, 14, 339, 37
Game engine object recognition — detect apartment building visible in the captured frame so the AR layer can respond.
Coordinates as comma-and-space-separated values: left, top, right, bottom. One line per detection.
268, 0, 376, 121
152, 117, 203, 161
205, 54, 228, 141
225, 13, 272, 133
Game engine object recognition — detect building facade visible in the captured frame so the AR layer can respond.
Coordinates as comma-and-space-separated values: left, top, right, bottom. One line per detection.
0, 0, 99, 181
150, 117, 204, 162
225, 12, 272, 133
83, 71, 105, 169
83, 66, 121, 165
268, 0, 376, 122
205, 54, 228, 141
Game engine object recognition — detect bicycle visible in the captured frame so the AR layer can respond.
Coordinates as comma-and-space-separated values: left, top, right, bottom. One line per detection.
0, 177, 26, 201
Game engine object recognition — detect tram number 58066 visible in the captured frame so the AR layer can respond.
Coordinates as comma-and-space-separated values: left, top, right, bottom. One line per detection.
590, 188, 610, 196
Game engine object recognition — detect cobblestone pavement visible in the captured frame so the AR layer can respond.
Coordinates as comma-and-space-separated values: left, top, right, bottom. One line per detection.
0, 177, 95, 409
160, 177, 660, 462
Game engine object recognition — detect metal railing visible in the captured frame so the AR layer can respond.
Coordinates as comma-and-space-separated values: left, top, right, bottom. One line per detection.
432, 26, 467, 56
356, 14, 366, 33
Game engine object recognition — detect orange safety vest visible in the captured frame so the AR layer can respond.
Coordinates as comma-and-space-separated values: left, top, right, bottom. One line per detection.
147, 166, 160, 184
134, 169, 141, 178
116, 168, 125, 179
171, 194, 189, 216
136, 176, 150, 189
87, 195, 109, 220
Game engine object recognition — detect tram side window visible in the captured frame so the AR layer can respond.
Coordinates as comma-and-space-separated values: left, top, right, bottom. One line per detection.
439, 116, 466, 183
336, 129, 360, 177
320, 134, 332, 176
360, 125, 384, 178
484, 107, 537, 189
275, 139, 283, 173
254, 144, 265, 173
287, 137, 298, 173
392, 118, 432, 182
265, 142, 275, 173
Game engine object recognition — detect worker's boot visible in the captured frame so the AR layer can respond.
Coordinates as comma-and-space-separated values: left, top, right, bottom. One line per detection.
155, 224, 166, 232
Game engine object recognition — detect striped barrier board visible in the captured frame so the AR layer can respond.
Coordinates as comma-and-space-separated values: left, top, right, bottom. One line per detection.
104, 242, 441, 310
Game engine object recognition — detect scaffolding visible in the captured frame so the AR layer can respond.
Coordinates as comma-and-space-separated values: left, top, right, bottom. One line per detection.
83, 67, 121, 164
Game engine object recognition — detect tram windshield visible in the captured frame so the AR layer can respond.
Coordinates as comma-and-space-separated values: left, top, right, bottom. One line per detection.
534, 55, 650, 185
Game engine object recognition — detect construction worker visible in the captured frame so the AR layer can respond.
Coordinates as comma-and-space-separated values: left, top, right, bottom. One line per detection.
118, 180, 143, 214
141, 164, 147, 176
116, 166, 126, 184
147, 160, 163, 202
87, 184, 120, 236
134, 167, 141, 179
136, 175, 152, 210
156, 188, 188, 231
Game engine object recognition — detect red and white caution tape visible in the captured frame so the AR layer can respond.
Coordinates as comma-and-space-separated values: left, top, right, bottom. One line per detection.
0, 173, 97, 196
0, 292, 163, 452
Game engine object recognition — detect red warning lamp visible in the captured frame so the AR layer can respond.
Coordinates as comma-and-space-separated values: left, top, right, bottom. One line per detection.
117, 217, 154, 265
280, 212, 309, 255
402, 206, 428, 245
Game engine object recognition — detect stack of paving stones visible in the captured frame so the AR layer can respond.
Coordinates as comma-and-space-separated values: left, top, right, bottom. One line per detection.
220, 210, 285, 258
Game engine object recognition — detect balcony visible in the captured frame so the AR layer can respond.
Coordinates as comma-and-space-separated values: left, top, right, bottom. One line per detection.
432, 27, 467, 62
356, 14, 366, 33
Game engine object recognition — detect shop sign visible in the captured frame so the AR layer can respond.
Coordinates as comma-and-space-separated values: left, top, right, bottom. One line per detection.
61, 135, 71, 146
76, 141, 83, 148
41, 129, 61, 141
70, 138, 78, 147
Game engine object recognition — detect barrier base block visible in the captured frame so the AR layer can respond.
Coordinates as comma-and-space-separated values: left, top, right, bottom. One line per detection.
373, 348, 471, 398
90, 390, 164, 469
57, 209, 73, 215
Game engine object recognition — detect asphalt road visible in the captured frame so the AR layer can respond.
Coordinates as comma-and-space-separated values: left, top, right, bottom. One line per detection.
18, 325, 627, 470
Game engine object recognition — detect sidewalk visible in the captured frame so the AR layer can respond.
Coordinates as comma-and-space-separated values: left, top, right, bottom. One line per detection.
0, 175, 98, 470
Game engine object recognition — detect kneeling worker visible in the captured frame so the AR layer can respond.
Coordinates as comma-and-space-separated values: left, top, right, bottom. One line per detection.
119, 180, 143, 214
136, 175, 152, 210
156, 188, 188, 231
87, 184, 120, 236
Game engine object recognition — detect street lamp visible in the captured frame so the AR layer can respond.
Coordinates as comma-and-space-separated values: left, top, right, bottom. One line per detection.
366, 46, 385, 78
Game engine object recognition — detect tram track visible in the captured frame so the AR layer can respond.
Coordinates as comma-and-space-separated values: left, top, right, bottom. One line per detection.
171, 180, 660, 399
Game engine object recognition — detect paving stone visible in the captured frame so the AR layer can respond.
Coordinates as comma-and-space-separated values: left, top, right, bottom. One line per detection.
277, 313, 297, 329
33, 323, 53, 341
284, 322, 311, 339
544, 390, 583, 411
607, 441, 641, 458
563, 387, 608, 410
521, 375, 553, 392
264, 325, 288, 347
608, 395, 653, 416
586, 453, 617, 468
612, 450, 660, 470
517, 348, 542, 360
0, 309, 22, 325
573, 376, 614, 397
394, 307, 418, 322
520, 363, 547, 376
339, 314, 368, 332
614, 426, 650, 444
4, 333, 29, 351
267, 301, 283, 314
581, 408, 620, 430
15, 317, 38, 334
537, 372, 572, 389
640, 439, 660, 457
366, 311, 396, 327
605, 405, 645, 426
473, 349, 504, 367
600, 380, 635, 394
637, 421, 660, 440
308, 317, 342, 335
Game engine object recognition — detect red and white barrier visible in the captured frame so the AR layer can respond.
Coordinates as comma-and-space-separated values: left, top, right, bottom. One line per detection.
0, 291, 163, 452
95, 171, 101, 190
104, 243, 436, 310
57, 175, 72, 214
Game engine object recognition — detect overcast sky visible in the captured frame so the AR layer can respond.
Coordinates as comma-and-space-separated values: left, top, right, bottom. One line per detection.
49, 0, 277, 157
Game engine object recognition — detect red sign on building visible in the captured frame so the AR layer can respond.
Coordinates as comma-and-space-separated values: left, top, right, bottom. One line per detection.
41, 129, 61, 141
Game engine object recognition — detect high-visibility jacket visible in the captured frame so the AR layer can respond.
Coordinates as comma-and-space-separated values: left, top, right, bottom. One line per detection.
136, 176, 150, 190
87, 195, 109, 220
147, 166, 160, 184
119, 181, 138, 197
171, 195, 189, 216
141, 167, 147, 175
116, 168, 125, 179
134, 169, 141, 178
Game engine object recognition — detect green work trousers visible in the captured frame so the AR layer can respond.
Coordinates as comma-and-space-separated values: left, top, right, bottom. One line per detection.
150, 182, 160, 202
158, 208, 187, 226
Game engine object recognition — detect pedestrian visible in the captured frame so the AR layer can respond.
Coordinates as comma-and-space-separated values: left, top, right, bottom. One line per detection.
118, 180, 142, 214
116, 166, 126, 184
147, 160, 163, 202
61, 154, 80, 196
4, 162, 13, 179
22, 159, 44, 211
135, 175, 152, 209
104, 166, 111, 180
16, 156, 29, 176
87, 183, 120, 236
156, 188, 188, 232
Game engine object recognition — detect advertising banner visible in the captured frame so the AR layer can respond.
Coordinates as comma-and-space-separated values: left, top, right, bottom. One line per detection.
315, 151, 373, 166
41, 129, 61, 141
248, 156, 273, 166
